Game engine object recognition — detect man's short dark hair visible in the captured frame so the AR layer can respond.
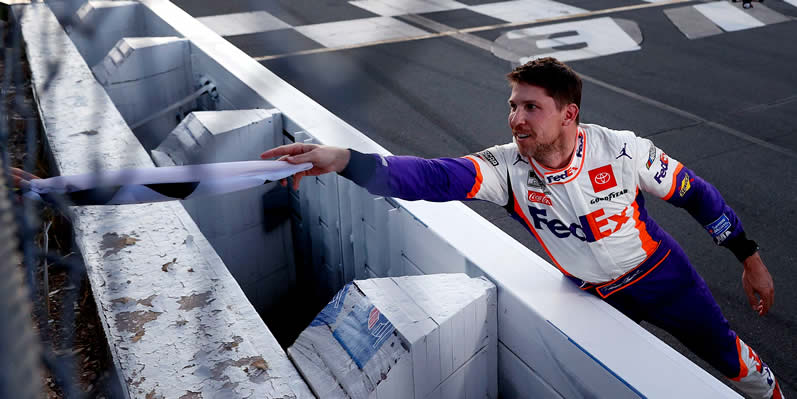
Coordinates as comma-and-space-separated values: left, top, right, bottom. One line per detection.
506, 57, 582, 120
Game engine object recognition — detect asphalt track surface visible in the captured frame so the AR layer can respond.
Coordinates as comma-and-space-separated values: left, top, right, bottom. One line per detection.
173, 0, 796, 396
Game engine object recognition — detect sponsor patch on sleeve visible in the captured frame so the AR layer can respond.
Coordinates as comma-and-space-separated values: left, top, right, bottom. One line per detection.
704, 214, 732, 244
474, 150, 499, 166
679, 175, 692, 197
645, 144, 656, 169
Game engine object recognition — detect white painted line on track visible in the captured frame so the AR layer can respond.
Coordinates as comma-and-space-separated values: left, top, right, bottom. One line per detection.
785, 0, 797, 7
508, 17, 640, 63
254, 0, 693, 61
294, 17, 430, 48
693, 1, 764, 32
197, 11, 290, 37
664, 6, 724, 39
468, 0, 586, 23
349, 0, 467, 17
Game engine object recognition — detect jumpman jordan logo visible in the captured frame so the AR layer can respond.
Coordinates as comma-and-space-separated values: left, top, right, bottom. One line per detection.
616, 143, 632, 160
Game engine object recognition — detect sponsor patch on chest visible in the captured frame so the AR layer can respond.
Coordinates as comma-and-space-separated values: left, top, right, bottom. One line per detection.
527, 190, 552, 206
590, 188, 628, 205
588, 164, 617, 192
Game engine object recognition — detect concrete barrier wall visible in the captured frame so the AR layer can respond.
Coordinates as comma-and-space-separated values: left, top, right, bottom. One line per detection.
18, 4, 313, 398
23, 0, 742, 397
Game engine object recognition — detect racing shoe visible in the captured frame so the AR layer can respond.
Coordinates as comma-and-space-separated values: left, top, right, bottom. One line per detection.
771, 380, 784, 399
728, 338, 782, 399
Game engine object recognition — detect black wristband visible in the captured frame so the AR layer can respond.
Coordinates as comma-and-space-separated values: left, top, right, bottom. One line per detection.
724, 232, 759, 262
339, 149, 379, 186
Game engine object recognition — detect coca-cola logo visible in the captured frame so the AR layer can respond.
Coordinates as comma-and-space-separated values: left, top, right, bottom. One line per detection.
527, 190, 553, 206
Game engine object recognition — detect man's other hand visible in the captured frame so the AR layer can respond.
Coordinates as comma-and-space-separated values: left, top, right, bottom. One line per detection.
260, 144, 350, 191
741, 252, 774, 316
8, 167, 40, 189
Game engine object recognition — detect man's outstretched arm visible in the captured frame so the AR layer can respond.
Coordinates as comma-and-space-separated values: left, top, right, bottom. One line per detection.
261, 143, 493, 203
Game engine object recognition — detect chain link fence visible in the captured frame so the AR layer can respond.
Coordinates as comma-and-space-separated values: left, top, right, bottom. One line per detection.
1, 3, 122, 397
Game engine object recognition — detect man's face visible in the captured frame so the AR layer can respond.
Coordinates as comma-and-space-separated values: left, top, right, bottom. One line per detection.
507, 82, 567, 159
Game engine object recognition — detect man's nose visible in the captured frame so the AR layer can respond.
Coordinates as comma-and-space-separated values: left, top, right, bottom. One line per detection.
510, 110, 526, 128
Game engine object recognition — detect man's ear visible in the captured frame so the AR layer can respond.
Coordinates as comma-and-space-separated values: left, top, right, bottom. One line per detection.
562, 103, 579, 126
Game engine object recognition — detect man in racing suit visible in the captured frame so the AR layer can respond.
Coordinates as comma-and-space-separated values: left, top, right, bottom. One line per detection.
261, 57, 782, 398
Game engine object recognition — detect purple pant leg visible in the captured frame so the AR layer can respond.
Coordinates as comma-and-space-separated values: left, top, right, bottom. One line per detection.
599, 235, 741, 378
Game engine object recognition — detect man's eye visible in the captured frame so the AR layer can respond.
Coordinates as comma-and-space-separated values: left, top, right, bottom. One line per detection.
526, 104, 537, 110
509, 103, 517, 110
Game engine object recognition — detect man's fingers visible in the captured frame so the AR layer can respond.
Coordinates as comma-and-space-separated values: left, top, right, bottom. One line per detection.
11, 168, 39, 180
285, 151, 317, 165
743, 280, 758, 310
760, 287, 774, 315
260, 143, 314, 160
292, 173, 303, 191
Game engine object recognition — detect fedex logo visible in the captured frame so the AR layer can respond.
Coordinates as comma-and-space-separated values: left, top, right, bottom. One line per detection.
529, 207, 630, 242
546, 167, 578, 183
545, 132, 583, 184
654, 153, 669, 184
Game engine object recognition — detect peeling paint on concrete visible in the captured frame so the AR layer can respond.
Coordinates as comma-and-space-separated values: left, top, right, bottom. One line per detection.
161, 258, 177, 272
137, 294, 157, 307
209, 356, 269, 379
177, 291, 213, 310
145, 390, 163, 399
101, 232, 139, 258
68, 129, 99, 137
116, 310, 162, 343
220, 336, 243, 351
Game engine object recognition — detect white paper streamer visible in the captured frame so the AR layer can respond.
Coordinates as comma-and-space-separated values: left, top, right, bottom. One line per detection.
26, 160, 312, 205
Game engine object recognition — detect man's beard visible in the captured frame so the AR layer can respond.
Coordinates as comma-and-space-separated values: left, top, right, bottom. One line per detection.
516, 137, 558, 161
528, 142, 557, 159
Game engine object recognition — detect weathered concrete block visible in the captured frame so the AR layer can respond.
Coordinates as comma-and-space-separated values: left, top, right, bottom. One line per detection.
289, 274, 497, 399
152, 109, 281, 166
92, 36, 193, 149
92, 36, 190, 86
71, 1, 176, 67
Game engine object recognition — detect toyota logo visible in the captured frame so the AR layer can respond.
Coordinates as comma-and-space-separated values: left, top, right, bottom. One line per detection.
594, 172, 610, 184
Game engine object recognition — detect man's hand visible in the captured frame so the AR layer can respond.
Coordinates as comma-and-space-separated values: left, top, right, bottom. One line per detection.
741, 252, 774, 316
260, 143, 350, 190
8, 167, 40, 189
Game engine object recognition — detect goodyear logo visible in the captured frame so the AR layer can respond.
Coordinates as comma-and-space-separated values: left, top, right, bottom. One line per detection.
590, 188, 628, 205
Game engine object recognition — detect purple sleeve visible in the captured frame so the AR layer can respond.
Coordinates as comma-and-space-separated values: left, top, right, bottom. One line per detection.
666, 166, 757, 260
338, 150, 480, 202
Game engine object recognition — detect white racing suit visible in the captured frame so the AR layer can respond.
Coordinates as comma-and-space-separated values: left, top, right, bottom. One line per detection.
340, 123, 782, 398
